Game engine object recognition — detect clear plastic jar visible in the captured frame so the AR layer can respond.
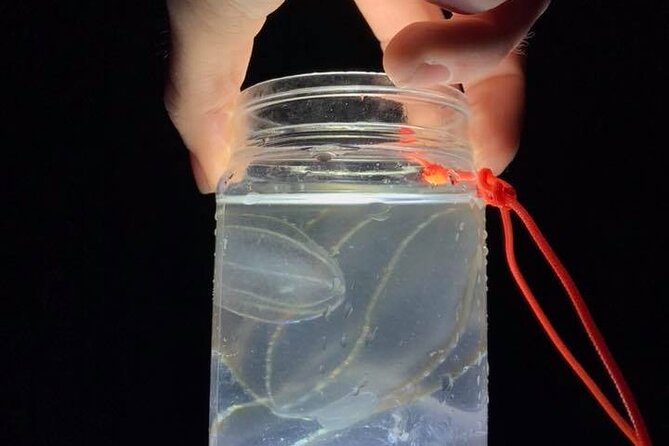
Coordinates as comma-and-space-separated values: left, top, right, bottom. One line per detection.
209, 72, 488, 446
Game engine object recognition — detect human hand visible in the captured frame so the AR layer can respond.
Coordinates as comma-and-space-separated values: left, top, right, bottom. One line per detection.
165, 0, 550, 193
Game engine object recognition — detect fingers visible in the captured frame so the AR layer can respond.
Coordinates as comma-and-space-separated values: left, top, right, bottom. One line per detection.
357, 0, 549, 174
466, 53, 525, 173
383, 0, 550, 86
169, 0, 548, 192
165, 0, 284, 192
353, 0, 445, 49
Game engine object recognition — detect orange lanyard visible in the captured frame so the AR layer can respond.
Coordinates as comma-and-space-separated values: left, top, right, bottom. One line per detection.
410, 155, 652, 446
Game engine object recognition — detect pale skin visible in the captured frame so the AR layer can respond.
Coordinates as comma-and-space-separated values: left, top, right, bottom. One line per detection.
165, 0, 551, 193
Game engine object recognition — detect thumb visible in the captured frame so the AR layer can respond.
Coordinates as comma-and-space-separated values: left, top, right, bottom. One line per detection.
165, 0, 284, 192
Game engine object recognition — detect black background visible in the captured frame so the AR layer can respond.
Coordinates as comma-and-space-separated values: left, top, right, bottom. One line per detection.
4, 1, 668, 445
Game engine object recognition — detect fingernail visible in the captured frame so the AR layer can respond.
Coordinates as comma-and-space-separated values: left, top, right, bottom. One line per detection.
425, 0, 505, 14
401, 63, 451, 88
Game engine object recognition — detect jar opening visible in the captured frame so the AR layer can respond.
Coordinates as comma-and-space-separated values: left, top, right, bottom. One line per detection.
241, 71, 468, 116
221, 71, 474, 196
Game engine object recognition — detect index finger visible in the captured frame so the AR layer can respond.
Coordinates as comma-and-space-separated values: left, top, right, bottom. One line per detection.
355, 0, 549, 173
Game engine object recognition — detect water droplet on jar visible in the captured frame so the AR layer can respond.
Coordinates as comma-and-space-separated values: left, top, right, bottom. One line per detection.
315, 152, 334, 163
323, 305, 335, 321
340, 333, 348, 348
344, 302, 354, 319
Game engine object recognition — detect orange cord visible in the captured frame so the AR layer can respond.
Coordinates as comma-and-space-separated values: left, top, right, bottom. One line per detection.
411, 156, 651, 445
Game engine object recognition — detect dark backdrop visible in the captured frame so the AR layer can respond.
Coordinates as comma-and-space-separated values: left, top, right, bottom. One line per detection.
4, 1, 668, 445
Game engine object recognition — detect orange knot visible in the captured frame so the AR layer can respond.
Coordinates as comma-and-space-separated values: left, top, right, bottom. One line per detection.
476, 168, 517, 208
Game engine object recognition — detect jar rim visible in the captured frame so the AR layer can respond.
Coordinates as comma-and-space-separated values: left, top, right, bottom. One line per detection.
240, 71, 469, 116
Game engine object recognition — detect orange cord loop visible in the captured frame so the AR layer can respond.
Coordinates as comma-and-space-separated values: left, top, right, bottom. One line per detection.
408, 155, 652, 445
475, 170, 652, 446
